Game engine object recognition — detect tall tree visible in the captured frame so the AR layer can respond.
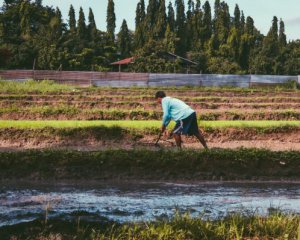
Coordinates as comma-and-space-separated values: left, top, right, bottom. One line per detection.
20, 0, 31, 39
190, 0, 204, 50
145, 0, 159, 38
106, 0, 116, 43
135, 0, 145, 29
202, 1, 212, 42
233, 4, 241, 31
134, 0, 146, 49
117, 19, 131, 57
214, 1, 230, 44
186, 0, 195, 50
68, 5, 76, 33
167, 1, 175, 32
270, 16, 279, 39
240, 11, 245, 33
49, 7, 64, 39
77, 7, 86, 39
154, 0, 166, 39
175, 0, 186, 55
245, 16, 254, 35
186, 0, 194, 21
88, 8, 97, 41
279, 19, 287, 47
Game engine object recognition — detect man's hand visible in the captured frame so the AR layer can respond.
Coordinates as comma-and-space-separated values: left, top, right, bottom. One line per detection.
161, 125, 166, 134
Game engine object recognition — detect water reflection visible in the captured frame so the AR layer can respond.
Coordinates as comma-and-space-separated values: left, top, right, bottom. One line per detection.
0, 182, 299, 227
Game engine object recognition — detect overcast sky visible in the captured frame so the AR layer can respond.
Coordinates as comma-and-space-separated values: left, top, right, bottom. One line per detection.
42, 0, 300, 41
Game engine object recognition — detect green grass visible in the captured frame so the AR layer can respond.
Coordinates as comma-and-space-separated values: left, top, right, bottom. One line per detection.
1, 120, 300, 130
2, 212, 300, 240
0, 79, 74, 94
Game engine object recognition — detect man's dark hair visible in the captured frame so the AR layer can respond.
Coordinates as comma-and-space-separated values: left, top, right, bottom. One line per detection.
155, 91, 166, 99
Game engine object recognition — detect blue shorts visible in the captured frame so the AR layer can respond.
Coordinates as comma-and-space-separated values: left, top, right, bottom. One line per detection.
172, 112, 199, 136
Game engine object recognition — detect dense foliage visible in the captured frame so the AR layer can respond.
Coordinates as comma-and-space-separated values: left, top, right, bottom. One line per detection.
0, 0, 299, 74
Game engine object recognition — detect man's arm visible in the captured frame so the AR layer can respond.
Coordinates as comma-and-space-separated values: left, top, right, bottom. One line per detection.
161, 98, 171, 132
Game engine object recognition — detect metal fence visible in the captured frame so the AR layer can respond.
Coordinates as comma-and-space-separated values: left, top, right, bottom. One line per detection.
0, 70, 299, 88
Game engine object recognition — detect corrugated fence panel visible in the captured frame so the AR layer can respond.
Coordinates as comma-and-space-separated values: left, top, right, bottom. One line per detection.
0, 70, 299, 88
250, 75, 298, 87
149, 74, 201, 86
0, 70, 33, 81
92, 72, 149, 87
149, 74, 250, 88
201, 74, 250, 88
93, 80, 148, 87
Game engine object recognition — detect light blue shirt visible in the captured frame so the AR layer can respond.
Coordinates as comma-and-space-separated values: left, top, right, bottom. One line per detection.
162, 96, 195, 127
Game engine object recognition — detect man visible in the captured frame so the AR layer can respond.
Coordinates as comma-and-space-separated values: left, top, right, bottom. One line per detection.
155, 91, 208, 149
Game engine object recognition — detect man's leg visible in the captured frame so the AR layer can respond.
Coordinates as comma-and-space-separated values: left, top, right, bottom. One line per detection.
173, 133, 182, 148
194, 131, 208, 149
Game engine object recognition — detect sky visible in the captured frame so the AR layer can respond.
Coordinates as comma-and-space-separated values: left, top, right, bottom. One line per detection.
42, 0, 300, 41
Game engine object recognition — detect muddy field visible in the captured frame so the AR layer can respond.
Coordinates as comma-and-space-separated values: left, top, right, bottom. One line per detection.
0, 127, 300, 151
0, 87, 300, 151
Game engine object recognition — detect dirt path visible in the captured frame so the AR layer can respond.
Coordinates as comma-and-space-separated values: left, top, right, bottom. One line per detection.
1, 137, 299, 152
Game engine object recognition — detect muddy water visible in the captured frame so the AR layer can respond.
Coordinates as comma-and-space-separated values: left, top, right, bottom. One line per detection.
1, 182, 300, 227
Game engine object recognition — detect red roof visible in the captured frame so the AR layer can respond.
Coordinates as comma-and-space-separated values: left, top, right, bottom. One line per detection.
111, 57, 134, 65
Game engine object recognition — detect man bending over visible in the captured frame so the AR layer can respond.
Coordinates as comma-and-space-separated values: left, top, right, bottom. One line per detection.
155, 91, 208, 149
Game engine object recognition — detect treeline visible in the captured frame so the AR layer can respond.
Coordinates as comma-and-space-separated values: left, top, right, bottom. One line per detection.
0, 0, 299, 74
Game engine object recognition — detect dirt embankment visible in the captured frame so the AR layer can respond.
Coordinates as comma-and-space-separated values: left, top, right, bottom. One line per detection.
0, 127, 299, 152
0, 148, 299, 181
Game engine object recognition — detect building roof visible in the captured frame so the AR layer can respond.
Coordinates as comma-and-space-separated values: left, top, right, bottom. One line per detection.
166, 52, 198, 65
111, 57, 134, 65
110, 53, 198, 66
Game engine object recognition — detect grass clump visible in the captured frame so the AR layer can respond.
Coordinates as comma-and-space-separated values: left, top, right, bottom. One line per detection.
3, 212, 300, 239
91, 213, 300, 240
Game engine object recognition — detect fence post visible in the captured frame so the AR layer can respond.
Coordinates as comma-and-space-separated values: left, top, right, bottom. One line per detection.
298, 76, 300, 84
32, 59, 36, 81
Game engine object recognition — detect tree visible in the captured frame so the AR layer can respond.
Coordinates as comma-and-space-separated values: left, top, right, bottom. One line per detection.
167, 1, 175, 32
245, 16, 254, 35
233, 4, 241, 31
135, 0, 145, 28
131, 39, 178, 73
134, 0, 146, 49
251, 17, 280, 74
106, 0, 116, 43
154, 0, 166, 39
202, 1, 212, 43
227, 27, 239, 62
189, 0, 203, 51
20, 0, 31, 39
240, 11, 245, 33
270, 16, 278, 39
175, 0, 186, 55
68, 5, 76, 33
239, 33, 252, 70
77, 7, 86, 40
53, 7, 63, 38
163, 24, 177, 53
214, 1, 230, 44
207, 56, 242, 74
145, 0, 159, 39
186, 0, 195, 51
88, 8, 97, 42
117, 19, 131, 58
279, 19, 287, 47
